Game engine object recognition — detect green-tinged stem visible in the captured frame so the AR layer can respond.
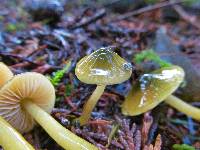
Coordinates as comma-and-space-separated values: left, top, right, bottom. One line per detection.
0, 116, 34, 150
23, 101, 98, 150
165, 95, 200, 121
78, 85, 106, 125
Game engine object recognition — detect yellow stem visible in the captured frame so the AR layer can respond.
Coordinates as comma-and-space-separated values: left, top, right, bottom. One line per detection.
23, 101, 98, 150
165, 95, 200, 121
78, 85, 106, 125
0, 116, 34, 150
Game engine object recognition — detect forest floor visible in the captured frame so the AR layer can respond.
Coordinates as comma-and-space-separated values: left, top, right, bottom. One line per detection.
0, 0, 200, 150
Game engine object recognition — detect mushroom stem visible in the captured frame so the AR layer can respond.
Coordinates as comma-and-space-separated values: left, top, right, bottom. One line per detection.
0, 116, 34, 150
165, 95, 200, 121
23, 100, 98, 150
78, 85, 106, 125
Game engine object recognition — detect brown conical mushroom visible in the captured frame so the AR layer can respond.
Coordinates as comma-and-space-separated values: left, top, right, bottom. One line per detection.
75, 47, 132, 125
0, 62, 13, 88
0, 63, 34, 150
0, 72, 97, 150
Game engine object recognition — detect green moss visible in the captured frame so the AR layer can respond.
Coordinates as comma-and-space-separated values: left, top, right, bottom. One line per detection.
173, 144, 195, 150
5, 22, 27, 32
6, 24, 17, 32
133, 49, 171, 68
49, 60, 71, 86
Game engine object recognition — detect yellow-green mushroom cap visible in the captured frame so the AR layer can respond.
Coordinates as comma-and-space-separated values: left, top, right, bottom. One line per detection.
122, 65, 184, 116
0, 72, 55, 133
0, 62, 13, 88
75, 47, 132, 85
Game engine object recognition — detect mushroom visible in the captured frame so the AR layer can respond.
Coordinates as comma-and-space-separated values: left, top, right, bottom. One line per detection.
0, 62, 34, 150
0, 116, 34, 150
75, 47, 132, 125
0, 72, 98, 150
0, 62, 13, 87
122, 65, 200, 121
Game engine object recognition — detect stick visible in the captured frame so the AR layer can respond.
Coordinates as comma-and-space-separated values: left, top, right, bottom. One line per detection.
72, 9, 106, 29
173, 4, 200, 30
111, 0, 185, 22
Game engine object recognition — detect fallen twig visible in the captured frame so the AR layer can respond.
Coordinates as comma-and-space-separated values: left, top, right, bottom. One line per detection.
110, 0, 184, 22
134, 130, 142, 150
71, 9, 106, 29
173, 4, 200, 30
142, 113, 153, 147
0, 52, 40, 65
154, 134, 162, 150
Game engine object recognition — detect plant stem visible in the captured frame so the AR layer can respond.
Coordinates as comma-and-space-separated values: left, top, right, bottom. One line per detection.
78, 85, 106, 125
0, 116, 34, 150
165, 95, 200, 121
23, 100, 98, 150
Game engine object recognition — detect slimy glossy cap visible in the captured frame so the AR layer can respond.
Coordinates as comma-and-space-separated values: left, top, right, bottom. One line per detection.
0, 62, 13, 88
75, 47, 132, 85
122, 66, 184, 116
0, 72, 55, 133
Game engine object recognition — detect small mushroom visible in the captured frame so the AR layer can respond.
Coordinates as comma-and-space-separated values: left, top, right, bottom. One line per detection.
122, 66, 184, 115
0, 72, 98, 150
0, 63, 34, 150
122, 66, 200, 121
75, 47, 132, 125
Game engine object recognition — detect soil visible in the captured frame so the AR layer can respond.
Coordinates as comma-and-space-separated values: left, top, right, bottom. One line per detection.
0, 0, 200, 150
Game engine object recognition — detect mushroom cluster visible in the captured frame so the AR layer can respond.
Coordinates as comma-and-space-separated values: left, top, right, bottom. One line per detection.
75, 47, 132, 125
0, 63, 97, 150
2, 48, 200, 149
